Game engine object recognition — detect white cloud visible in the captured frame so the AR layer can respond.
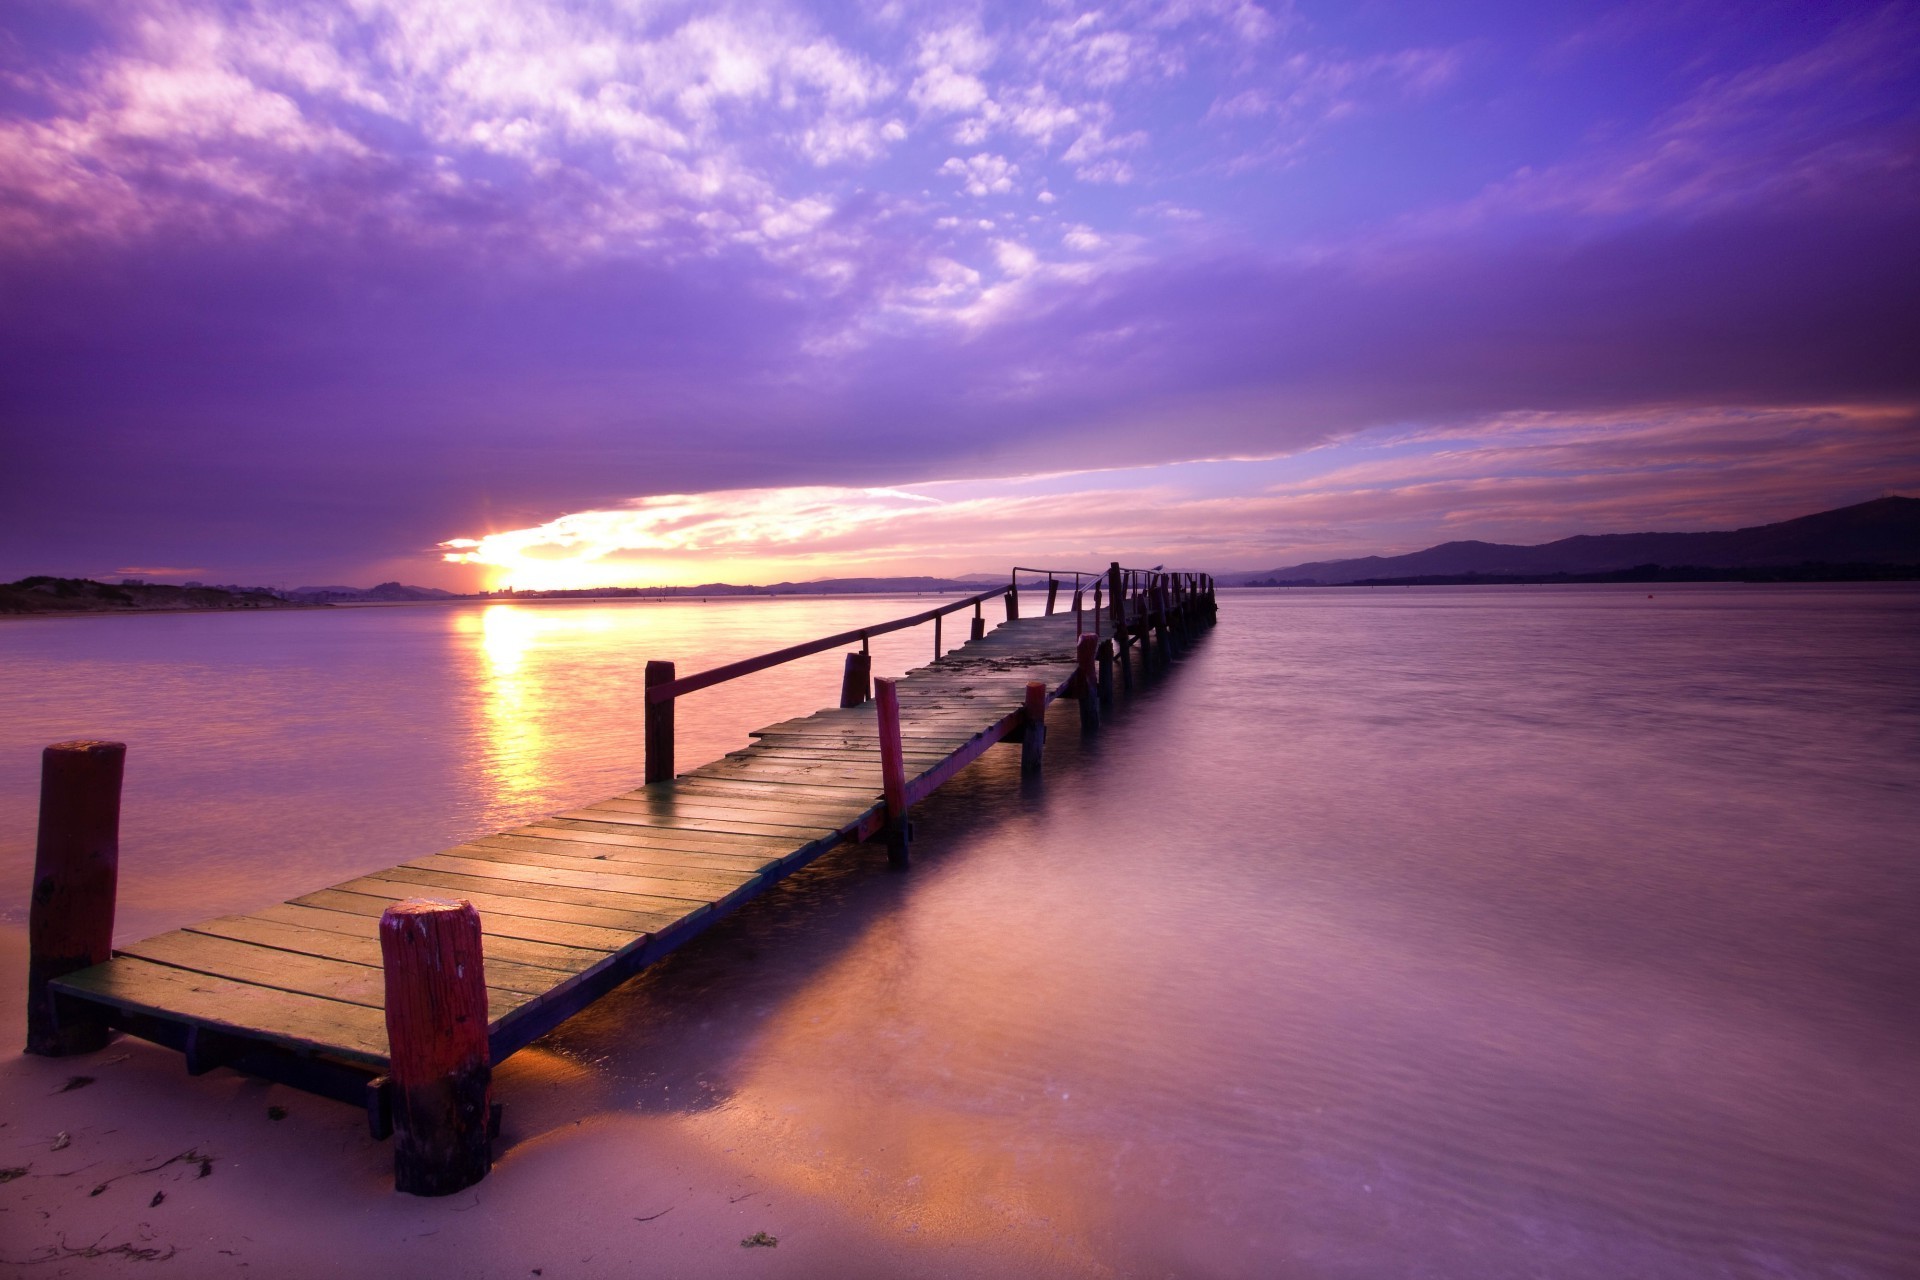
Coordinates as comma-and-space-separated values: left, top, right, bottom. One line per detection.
939, 152, 1019, 196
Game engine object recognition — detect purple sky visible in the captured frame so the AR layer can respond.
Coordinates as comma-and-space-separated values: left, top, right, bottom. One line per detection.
2, 0, 1916, 588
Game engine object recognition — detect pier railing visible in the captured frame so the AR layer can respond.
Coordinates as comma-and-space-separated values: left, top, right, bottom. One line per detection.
641, 562, 1215, 785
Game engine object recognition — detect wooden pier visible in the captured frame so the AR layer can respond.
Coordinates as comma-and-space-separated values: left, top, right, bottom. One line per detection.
26, 565, 1217, 1192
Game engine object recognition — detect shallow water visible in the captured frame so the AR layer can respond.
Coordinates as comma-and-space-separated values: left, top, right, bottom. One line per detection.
2, 586, 1916, 1277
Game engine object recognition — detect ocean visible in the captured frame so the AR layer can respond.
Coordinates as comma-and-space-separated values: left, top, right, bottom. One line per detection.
2, 585, 1915, 1277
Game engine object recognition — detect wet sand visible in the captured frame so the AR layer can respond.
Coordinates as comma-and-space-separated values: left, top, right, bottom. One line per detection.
0, 928, 1038, 1278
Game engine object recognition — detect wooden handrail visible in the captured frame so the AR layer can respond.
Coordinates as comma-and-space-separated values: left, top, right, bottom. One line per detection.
645, 584, 1007, 704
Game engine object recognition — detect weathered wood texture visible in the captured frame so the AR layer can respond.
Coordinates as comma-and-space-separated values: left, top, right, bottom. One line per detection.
44, 609, 1182, 1098
381, 898, 491, 1195
27, 740, 124, 1056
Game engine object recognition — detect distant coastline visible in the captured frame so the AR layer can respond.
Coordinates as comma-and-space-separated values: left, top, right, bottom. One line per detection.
1237, 562, 1920, 587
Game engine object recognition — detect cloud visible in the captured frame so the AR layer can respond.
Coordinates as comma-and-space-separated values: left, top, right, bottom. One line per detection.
939, 152, 1018, 196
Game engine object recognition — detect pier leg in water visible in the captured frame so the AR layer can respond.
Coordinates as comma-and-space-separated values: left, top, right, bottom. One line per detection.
1077, 633, 1102, 732
381, 898, 492, 1196
840, 651, 872, 707
26, 740, 124, 1056
875, 677, 911, 868
1022, 680, 1047, 776
644, 660, 675, 784
1098, 638, 1115, 708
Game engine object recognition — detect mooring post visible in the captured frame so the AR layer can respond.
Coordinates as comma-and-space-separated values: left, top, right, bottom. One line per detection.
1098, 637, 1115, 708
1006, 583, 1019, 621
1076, 634, 1101, 732
971, 601, 985, 642
875, 677, 910, 867
840, 651, 872, 707
25, 740, 124, 1056
380, 898, 492, 1196
1046, 576, 1058, 616
1109, 563, 1132, 691
644, 660, 675, 784
1021, 680, 1047, 776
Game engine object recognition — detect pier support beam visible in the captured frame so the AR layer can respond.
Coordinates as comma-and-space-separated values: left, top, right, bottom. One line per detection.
26, 740, 124, 1057
1097, 638, 1115, 708
1076, 634, 1101, 733
839, 651, 872, 707
381, 898, 492, 1197
875, 678, 910, 868
1021, 681, 1047, 776
644, 660, 675, 784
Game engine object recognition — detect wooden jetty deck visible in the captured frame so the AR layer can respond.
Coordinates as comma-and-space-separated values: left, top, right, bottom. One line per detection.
27, 566, 1216, 1191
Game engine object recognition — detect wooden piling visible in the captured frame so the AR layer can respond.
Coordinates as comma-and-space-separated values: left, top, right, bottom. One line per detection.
644, 660, 675, 784
934, 613, 942, 660
1098, 638, 1115, 707
1046, 577, 1058, 616
380, 898, 492, 1196
1006, 584, 1019, 621
1021, 681, 1047, 776
875, 677, 910, 867
1076, 634, 1101, 732
26, 740, 124, 1056
971, 603, 986, 642
839, 651, 872, 707
1109, 563, 1132, 690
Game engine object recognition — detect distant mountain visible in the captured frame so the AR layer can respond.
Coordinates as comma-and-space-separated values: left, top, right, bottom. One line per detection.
289, 581, 459, 602
1, 577, 315, 615
1226, 497, 1920, 586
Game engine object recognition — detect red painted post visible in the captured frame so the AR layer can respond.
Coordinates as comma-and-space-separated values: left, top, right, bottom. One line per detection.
1076, 633, 1101, 731
381, 898, 492, 1196
840, 651, 872, 707
875, 677, 910, 867
26, 740, 124, 1056
644, 660, 675, 783
1021, 681, 1047, 775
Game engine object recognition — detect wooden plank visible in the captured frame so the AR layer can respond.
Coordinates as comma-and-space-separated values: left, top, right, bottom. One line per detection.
366, 863, 735, 916
118, 930, 534, 1019
120, 931, 390, 1008
245, 902, 608, 974
427, 845, 760, 891
675, 771, 883, 802
475, 833, 777, 875
292, 888, 645, 953
52, 955, 392, 1065
555, 804, 843, 840
514, 819, 797, 856
611, 787, 869, 823
187, 914, 584, 994
331, 873, 693, 934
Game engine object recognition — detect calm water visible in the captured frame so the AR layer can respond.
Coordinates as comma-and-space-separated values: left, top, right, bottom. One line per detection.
3, 586, 1917, 1277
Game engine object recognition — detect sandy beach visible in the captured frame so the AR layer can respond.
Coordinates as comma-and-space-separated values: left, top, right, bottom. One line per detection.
0, 926, 1047, 1279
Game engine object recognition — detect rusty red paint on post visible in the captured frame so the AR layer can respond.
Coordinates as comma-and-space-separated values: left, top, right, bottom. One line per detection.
875, 677, 910, 867
26, 740, 125, 1056
381, 898, 492, 1196
644, 660, 675, 784
1021, 681, 1047, 775
840, 651, 872, 707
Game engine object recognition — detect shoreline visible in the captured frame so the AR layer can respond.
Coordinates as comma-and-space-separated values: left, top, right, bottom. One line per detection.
0, 926, 1042, 1278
